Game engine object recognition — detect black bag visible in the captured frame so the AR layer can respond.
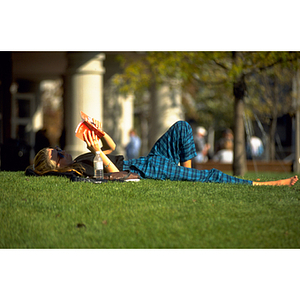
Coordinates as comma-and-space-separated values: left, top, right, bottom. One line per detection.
74, 153, 124, 177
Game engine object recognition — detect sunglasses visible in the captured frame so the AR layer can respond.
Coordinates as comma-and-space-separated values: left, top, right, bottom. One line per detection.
53, 146, 64, 167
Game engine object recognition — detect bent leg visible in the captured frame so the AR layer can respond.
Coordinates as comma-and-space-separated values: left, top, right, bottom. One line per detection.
148, 121, 197, 164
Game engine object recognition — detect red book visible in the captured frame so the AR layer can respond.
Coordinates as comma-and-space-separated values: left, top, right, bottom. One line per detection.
75, 111, 105, 141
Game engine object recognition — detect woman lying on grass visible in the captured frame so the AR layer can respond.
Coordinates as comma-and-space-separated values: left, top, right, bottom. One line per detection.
27, 120, 298, 187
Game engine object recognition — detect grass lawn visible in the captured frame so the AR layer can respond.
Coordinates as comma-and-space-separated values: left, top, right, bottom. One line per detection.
1, 171, 300, 249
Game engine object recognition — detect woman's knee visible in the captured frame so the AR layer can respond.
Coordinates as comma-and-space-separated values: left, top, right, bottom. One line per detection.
173, 120, 192, 133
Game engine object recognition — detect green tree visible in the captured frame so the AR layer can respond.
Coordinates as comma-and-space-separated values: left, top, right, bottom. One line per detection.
113, 51, 300, 176
201, 52, 299, 175
246, 63, 296, 160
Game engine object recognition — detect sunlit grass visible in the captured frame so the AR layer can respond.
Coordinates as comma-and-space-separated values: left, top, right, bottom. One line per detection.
1, 171, 300, 248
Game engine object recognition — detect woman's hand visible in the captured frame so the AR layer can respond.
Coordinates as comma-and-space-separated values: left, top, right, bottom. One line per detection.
92, 118, 103, 131
92, 118, 116, 154
83, 130, 101, 154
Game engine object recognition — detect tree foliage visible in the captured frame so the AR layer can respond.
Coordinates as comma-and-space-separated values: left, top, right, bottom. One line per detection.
245, 63, 297, 160
113, 51, 300, 175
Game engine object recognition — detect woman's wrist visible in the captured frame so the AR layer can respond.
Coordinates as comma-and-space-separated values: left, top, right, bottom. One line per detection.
94, 148, 102, 154
89, 145, 101, 155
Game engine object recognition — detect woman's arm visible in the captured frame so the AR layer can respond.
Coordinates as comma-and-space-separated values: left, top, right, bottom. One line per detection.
83, 130, 119, 172
100, 132, 116, 154
92, 118, 116, 154
99, 150, 120, 173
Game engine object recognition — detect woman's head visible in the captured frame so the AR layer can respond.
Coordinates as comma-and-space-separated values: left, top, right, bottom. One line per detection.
48, 147, 73, 168
31, 147, 83, 176
33, 148, 56, 173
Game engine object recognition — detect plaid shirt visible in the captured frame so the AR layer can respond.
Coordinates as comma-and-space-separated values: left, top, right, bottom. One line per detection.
123, 121, 252, 185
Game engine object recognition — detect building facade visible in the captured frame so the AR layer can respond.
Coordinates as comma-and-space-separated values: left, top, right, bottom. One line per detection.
0, 51, 184, 170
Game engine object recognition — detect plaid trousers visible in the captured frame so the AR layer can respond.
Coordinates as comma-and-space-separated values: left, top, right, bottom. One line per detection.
123, 121, 252, 185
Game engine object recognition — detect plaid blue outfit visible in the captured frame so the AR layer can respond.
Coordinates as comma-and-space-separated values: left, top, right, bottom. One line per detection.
123, 121, 253, 185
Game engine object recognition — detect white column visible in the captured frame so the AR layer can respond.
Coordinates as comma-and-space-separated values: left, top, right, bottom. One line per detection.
149, 80, 184, 148
102, 79, 134, 155
65, 52, 105, 158
118, 94, 134, 153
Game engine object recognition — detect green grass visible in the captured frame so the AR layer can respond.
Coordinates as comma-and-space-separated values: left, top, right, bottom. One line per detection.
1, 171, 300, 248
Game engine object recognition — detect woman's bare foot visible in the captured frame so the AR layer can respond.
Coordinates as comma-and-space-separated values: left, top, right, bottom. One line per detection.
253, 175, 298, 186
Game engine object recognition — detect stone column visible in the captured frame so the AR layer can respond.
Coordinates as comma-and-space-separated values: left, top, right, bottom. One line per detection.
119, 93, 134, 154
148, 80, 184, 149
103, 79, 134, 155
64, 52, 105, 158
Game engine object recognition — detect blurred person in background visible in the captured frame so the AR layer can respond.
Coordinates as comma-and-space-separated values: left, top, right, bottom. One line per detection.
247, 136, 264, 159
194, 126, 210, 163
125, 129, 141, 159
213, 139, 233, 163
215, 128, 234, 153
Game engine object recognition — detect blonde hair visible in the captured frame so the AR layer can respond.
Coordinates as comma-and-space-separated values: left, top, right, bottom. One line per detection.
26, 148, 85, 176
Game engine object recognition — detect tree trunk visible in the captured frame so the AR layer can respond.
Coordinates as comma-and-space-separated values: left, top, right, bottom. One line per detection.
269, 77, 278, 161
233, 75, 247, 176
148, 80, 158, 149
139, 110, 148, 156
269, 117, 277, 160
